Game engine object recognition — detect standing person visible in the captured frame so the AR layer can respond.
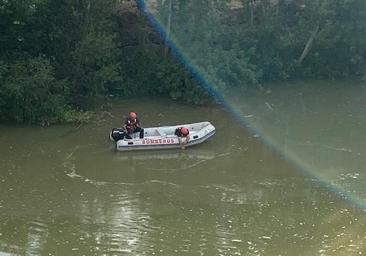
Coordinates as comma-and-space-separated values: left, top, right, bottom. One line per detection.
123, 112, 144, 139
174, 127, 190, 149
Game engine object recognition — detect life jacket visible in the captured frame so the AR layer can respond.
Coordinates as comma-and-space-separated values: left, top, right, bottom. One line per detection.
125, 117, 139, 130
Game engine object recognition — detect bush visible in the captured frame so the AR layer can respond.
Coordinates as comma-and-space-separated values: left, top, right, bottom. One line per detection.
0, 56, 66, 124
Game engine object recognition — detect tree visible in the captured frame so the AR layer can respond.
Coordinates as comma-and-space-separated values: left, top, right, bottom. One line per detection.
0, 57, 65, 124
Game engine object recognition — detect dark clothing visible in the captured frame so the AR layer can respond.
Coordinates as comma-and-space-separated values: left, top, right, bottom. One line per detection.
123, 117, 144, 139
111, 128, 125, 141
175, 127, 189, 137
124, 117, 141, 134
124, 127, 144, 139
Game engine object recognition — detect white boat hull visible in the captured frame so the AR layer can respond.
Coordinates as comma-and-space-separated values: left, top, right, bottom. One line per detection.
112, 121, 215, 151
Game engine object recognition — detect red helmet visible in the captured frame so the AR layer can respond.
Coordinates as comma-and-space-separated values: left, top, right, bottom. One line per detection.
181, 127, 189, 135
129, 112, 137, 119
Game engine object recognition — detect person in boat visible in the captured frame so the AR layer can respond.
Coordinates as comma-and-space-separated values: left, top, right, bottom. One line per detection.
123, 111, 144, 139
175, 127, 190, 149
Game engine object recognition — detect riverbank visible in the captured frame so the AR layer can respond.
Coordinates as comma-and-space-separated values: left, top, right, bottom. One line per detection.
1, 1, 365, 125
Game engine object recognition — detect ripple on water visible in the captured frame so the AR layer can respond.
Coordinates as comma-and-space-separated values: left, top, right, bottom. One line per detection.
0, 251, 15, 256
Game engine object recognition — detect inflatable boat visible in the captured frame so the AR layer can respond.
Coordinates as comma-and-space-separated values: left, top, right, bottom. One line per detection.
110, 121, 215, 151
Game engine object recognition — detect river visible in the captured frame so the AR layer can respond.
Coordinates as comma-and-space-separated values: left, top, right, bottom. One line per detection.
1, 81, 366, 255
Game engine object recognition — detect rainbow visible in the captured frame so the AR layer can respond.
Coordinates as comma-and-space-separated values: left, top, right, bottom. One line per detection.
136, 0, 366, 210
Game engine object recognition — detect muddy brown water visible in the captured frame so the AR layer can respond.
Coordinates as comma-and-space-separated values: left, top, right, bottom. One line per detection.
1, 82, 366, 255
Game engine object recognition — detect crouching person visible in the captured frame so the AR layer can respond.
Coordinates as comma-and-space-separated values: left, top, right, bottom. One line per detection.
175, 127, 190, 149
123, 111, 144, 139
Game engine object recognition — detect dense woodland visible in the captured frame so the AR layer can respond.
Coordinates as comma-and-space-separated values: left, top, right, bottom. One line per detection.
0, 0, 365, 124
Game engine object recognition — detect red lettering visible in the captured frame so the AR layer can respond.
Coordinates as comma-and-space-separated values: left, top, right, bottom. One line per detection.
144, 139, 179, 144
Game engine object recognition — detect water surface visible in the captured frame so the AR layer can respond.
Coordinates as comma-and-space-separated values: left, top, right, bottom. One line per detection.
1, 84, 366, 255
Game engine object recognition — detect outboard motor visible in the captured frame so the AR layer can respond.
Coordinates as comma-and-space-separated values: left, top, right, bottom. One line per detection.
110, 128, 126, 142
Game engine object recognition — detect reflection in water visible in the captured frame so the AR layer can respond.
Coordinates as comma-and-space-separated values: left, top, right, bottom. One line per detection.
77, 191, 149, 254
225, 82, 366, 209
116, 150, 215, 161
1, 98, 366, 255
25, 221, 48, 256
140, 0, 366, 209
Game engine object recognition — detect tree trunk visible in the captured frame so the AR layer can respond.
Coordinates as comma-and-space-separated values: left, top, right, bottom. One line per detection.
164, 0, 172, 57
298, 25, 319, 64
250, 0, 254, 26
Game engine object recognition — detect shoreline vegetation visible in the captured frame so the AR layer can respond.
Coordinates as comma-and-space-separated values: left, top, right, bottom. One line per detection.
0, 0, 365, 125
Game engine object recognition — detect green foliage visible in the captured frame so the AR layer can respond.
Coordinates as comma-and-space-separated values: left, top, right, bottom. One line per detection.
153, 60, 210, 104
0, 0, 365, 124
0, 56, 66, 124
61, 109, 95, 124
69, 31, 121, 101
0, 0, 31, 60
154, 0, 366, 89
0, 0, 122, 123
114, 5, 209, 103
